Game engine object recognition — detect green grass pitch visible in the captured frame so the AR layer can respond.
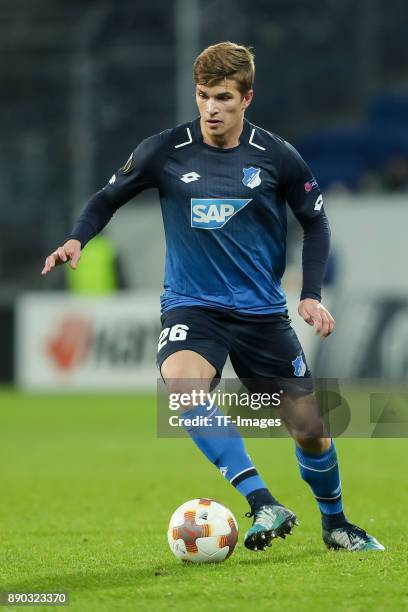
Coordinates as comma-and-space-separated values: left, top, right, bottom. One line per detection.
0, 388, 407, 612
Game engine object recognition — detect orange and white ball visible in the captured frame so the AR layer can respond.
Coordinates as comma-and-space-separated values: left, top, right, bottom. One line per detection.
168, 498, 238, 563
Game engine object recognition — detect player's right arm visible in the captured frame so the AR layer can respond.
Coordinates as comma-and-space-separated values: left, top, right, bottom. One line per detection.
41, 131, 168, 276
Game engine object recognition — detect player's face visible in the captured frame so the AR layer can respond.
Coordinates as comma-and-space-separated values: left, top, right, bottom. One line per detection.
196, 80, 253, 144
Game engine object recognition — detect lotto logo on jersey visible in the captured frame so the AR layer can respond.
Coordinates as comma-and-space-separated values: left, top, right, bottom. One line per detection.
191, 198, 252, 229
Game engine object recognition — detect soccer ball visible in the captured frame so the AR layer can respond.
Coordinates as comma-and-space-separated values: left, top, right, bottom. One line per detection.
168, 498, 238, 563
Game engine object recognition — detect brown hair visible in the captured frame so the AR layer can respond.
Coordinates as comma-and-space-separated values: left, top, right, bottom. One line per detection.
194, 41, 255, 95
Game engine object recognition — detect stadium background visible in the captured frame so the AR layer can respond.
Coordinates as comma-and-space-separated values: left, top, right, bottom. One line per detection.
0, 2, 407, 611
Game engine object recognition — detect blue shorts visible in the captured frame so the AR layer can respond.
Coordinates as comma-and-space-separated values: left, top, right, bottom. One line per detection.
157, 306, 313, 394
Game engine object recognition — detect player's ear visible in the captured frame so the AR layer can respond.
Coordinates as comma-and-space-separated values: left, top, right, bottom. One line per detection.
242, 89, 254, 110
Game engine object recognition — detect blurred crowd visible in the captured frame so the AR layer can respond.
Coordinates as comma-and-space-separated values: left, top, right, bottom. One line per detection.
296, 94, 408, 195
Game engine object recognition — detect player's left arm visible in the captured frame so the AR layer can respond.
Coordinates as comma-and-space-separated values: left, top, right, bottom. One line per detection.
279, 140, 335, 339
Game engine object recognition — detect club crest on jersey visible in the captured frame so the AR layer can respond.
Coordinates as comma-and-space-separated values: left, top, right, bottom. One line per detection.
292, 354, 306, 377
242, 167, 261, 189
191, 198, 252, 229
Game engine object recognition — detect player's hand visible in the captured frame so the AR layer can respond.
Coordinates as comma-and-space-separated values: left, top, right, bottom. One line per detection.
298, 298, 335, 339
41, 239, 82, 276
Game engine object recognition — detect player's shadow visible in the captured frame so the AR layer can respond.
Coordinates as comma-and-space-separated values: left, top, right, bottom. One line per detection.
233, 547, 320, 566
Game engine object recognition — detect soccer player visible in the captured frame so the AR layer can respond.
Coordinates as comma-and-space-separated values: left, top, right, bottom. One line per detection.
42, 42, 383, 552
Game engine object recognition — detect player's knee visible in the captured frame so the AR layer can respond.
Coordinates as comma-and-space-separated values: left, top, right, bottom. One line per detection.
295, 435, 331, 455
161, 350, 216, 382
164, 378, 198, 396
164, 379, 213, 413
161, 354, 216, 411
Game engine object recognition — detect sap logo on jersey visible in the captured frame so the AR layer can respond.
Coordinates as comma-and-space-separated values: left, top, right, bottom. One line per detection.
191, 198, 252, 229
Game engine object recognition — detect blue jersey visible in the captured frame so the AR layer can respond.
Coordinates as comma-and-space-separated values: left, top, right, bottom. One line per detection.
99, 118, 326, 314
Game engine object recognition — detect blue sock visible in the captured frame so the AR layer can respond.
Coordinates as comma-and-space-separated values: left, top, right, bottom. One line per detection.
295, 441, 347, 528
181, 403, 268, 497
